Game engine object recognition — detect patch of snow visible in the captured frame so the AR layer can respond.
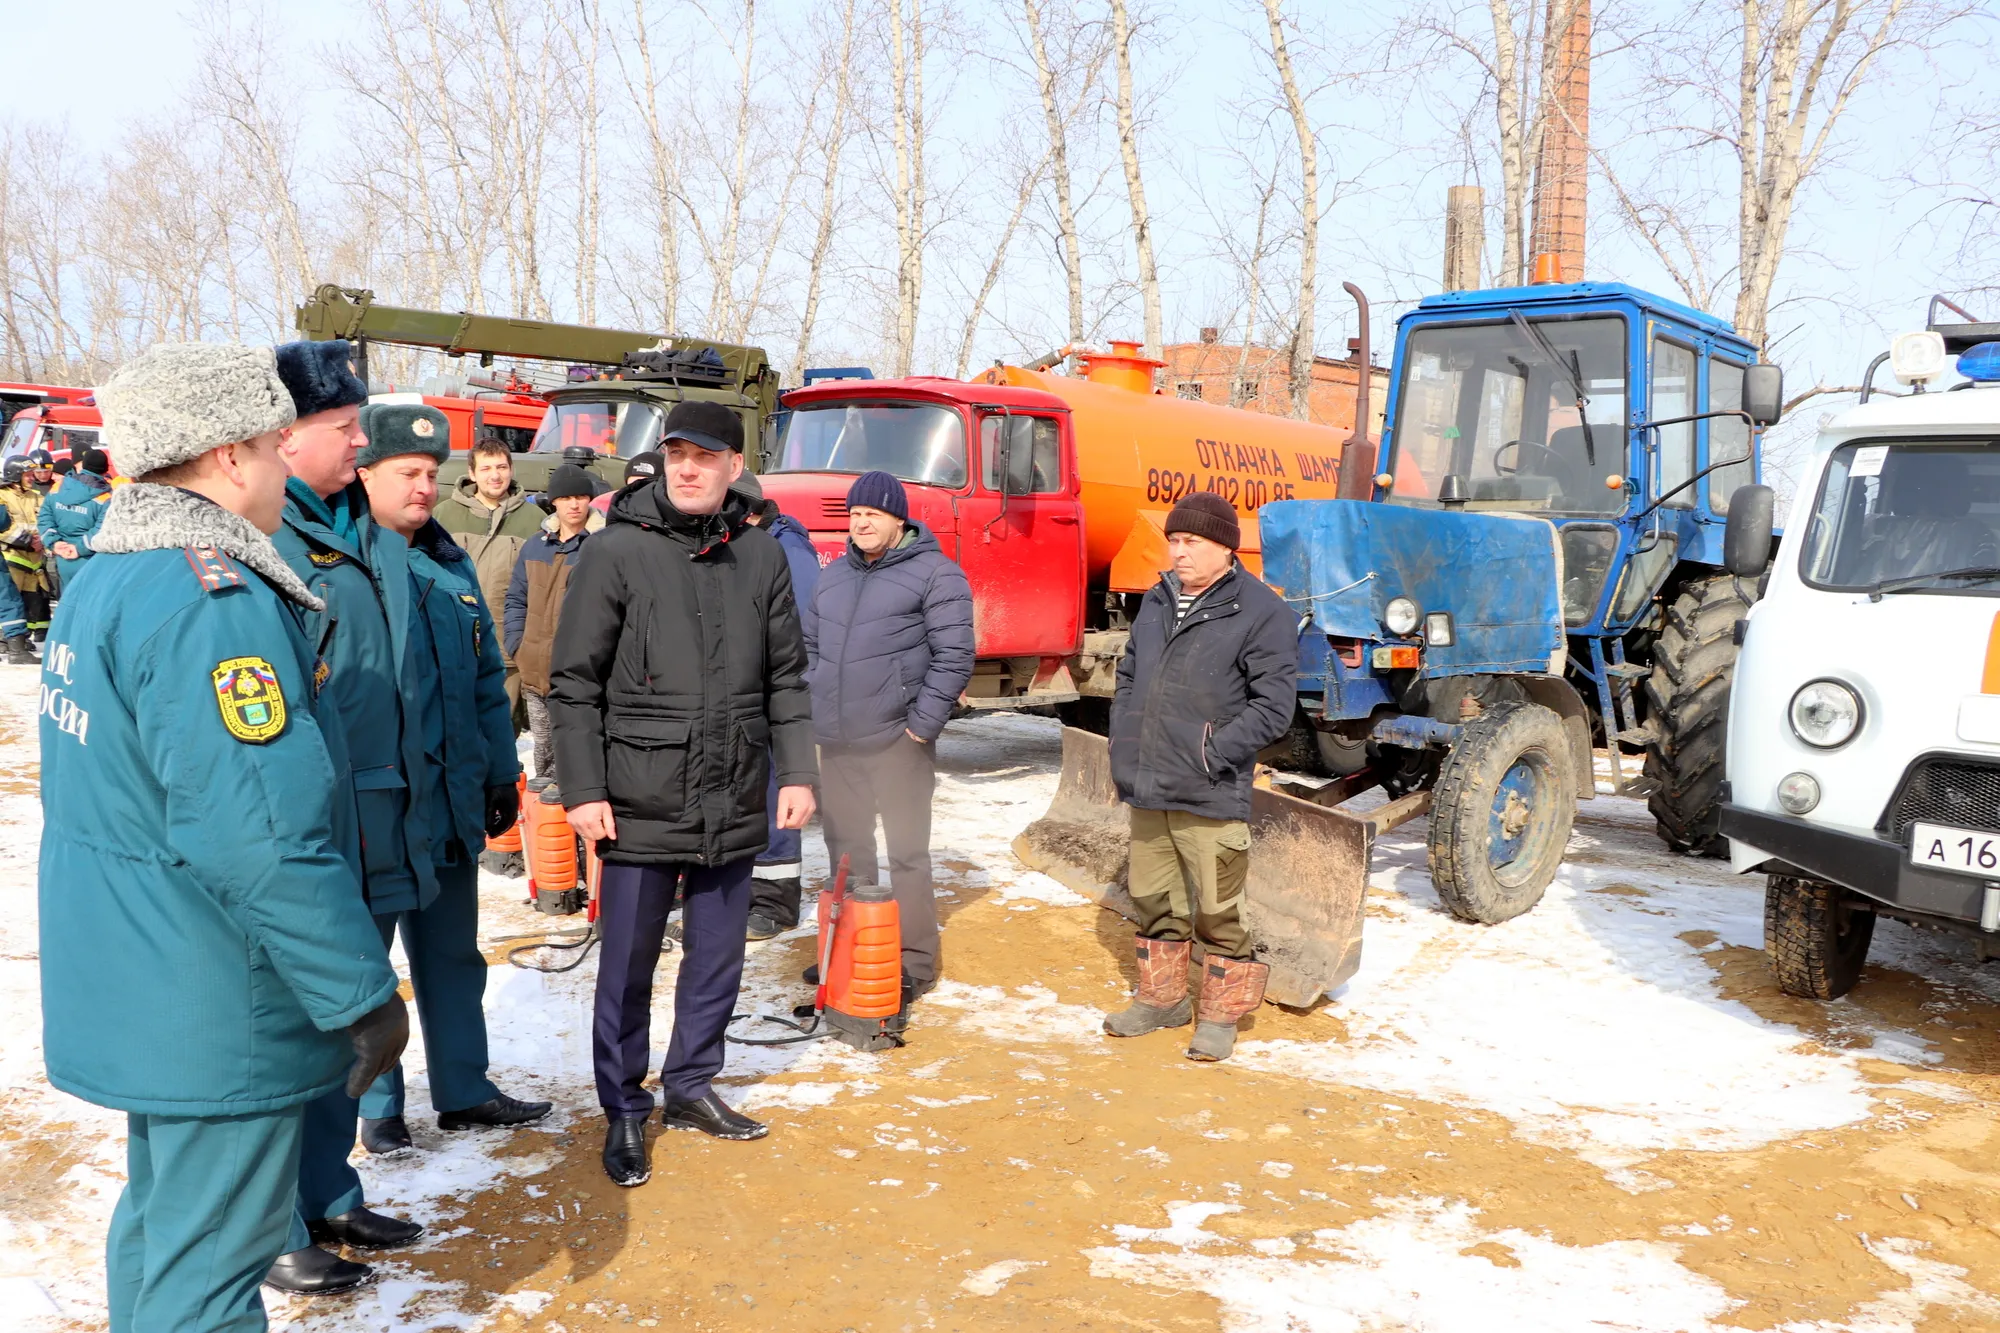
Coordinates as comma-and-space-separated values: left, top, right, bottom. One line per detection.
924, 980, 1108, 1045
959, 1259, 1043, 1295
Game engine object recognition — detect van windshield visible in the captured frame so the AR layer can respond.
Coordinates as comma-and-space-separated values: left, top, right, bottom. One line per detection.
1800, 441, 2000, 594
531, 400, 667, 458
771, 403, 968, 488
1385, 315, 1628, 514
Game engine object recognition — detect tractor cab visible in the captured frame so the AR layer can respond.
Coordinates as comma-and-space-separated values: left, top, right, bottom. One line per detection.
1376, 282, 1777, 636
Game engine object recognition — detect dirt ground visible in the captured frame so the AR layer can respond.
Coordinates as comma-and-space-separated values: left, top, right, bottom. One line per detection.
6, 703, 2000, 1331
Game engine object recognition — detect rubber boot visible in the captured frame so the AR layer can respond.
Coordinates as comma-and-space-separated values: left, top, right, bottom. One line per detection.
1103, 938, 1193, 1037
4, 636, 34, 665
1186, 954, 1270, 1062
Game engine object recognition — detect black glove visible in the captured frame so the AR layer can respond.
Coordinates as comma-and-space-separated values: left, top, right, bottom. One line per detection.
485, 783, 520, 838
344, 996, 410, 1097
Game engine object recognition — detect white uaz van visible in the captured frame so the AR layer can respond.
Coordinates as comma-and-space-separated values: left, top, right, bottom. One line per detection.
1722, 313, 2000, 998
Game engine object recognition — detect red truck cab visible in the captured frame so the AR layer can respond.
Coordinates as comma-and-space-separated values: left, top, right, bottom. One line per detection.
761, 377, 1087, 701
1, 402, 106, 470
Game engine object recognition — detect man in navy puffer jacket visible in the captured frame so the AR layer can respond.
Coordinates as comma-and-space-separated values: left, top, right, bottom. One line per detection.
806, 471, 973, 1010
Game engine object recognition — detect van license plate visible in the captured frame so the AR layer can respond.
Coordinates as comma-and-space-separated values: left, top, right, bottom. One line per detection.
1908, 822, 2000, 876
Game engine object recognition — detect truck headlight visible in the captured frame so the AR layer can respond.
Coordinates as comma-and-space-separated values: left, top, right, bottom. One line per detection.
1789, 680, 1861, 749
1384, 596, 1420, 636
1776, 771, 1821, 814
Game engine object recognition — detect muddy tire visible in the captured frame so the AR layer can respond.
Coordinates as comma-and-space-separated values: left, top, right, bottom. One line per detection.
1257, 709, 1328, 775
1428, 701, 1576, 924
1644, 573, 1756, 857
1764, 874, 1875, 1000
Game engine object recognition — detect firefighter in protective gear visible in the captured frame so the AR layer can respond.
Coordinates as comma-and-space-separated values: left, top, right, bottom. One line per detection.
0, 457, 52, 647
39, 341, 404, 1333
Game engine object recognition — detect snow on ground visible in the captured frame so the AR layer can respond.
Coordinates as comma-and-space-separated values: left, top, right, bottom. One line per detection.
2, 686, 1998, 1329
1086, 1196, 2000, 1333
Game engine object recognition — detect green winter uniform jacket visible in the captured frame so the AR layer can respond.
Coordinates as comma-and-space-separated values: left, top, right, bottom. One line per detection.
37, 484, 398, 1116
401, 519, 521, 861
274, 478, 436, 913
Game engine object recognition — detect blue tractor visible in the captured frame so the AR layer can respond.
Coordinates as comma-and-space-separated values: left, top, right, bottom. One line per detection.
1259, 281, 1785, 924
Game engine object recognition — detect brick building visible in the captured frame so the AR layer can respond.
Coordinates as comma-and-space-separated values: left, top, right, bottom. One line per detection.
1159, 329, 1388, 437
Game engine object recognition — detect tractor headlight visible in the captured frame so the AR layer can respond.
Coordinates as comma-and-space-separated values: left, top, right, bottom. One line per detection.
1789, 679, 1861, 749
1424, 611, 1456, 646
1384, 596, 1420, 637
1776, 771, 1821, 815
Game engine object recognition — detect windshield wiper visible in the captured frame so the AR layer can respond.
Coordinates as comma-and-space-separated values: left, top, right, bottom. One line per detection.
1507, 309, 1596, 466
1868, 566, 2000, 599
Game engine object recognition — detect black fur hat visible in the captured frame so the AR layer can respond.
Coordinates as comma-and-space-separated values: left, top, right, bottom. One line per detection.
273, 339, 369, 419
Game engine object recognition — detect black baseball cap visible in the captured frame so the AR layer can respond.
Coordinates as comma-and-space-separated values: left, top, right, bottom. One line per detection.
624, 451, 663, 482
661, 400, 743, 454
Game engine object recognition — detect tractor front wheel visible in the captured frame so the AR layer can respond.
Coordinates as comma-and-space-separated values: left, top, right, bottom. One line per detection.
1764, 874, 1875, 999
1428, 701, 1576, 924
1644, 574, 1756, 856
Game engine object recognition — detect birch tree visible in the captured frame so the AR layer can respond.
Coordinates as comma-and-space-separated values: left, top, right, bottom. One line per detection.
1021, 0, 1104, 346
1263, 0, 1319, 419
1108, 0, 1161, 361
886, 0, 930, 377
793, 0, 861, 378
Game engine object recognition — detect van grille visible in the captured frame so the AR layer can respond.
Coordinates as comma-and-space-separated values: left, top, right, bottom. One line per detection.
1881, 758, 2000, 841
820, 497, 849, 522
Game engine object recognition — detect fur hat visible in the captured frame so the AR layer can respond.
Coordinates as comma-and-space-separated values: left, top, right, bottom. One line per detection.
846, 469, 908, 522
97, 343, 297, 479
273, 339, 369, 420
1164, 491, 1240, 551
356, 403, 451, 469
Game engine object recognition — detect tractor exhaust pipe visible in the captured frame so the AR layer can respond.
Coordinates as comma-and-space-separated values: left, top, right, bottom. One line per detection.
1335, 282, 1378, 501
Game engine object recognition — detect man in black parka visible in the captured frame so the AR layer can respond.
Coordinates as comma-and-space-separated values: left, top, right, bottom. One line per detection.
1105, 492, 1298, 1063
549, 401, 817, 1186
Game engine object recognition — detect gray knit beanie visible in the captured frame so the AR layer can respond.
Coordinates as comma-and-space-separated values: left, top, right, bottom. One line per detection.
98, 343, 296, 479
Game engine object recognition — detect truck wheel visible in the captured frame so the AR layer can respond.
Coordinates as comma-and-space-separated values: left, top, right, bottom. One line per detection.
1257, 710, 1330, 775
1764, 874, 1875, 999
1644, 573, 1756, 857
1428, 701, 1576, 924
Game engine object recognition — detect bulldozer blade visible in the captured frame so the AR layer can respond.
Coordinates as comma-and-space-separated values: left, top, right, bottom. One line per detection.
1013, 727, 1371, 1009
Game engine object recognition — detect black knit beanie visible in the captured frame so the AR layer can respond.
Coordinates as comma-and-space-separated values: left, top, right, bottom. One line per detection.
1164, 492, 1240, 550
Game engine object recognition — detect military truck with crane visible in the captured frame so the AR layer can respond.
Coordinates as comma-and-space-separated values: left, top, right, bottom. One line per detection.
294, 284, 781, 494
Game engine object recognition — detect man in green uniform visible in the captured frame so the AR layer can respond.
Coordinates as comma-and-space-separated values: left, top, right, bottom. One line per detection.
269, 345, 544, 1291
38, 341, 406, 1332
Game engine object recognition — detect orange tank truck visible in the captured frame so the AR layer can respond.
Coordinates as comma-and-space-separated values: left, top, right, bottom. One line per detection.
757, 341, 1351, 711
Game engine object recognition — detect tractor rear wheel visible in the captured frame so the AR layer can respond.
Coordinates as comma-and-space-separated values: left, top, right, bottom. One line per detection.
1764, 874, 1875, 999
1428, 701, 1576, 924
1643, 573, 1757, 856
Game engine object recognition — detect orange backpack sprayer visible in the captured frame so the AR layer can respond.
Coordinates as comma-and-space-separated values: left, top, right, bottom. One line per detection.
728, 854, 905, 1052
523, 780, 587, 915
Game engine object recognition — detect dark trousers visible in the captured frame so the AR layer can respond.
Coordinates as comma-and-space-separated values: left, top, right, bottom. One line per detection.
593, 858, 753, 1116
362, 858, 498, 1120
750, 747, 803, 927
819, 738, 940, 986
290, 860, 496, 1244
110, 1107, 302, 1332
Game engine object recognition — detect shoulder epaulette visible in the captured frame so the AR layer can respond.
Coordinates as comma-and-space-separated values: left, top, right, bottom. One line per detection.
184, 545, 246, 593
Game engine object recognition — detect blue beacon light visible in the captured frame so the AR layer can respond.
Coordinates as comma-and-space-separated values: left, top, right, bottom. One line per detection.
1958, 342, 2000, 383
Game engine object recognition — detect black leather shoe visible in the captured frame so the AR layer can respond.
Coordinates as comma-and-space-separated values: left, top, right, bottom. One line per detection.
603, 1115, 650, 1186
659, 1091, 768, 1141
745, 912, 781, 941
307, 1206, 425, 1250
437, 1093, 552, 1131
360, 1115, 414, 1157
264, 1246, 373, 1295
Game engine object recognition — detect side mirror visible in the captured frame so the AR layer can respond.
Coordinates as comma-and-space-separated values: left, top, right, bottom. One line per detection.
1723, 484, 1774, 577
1000, 416, 1036, 497
1744, 363, 1783, 427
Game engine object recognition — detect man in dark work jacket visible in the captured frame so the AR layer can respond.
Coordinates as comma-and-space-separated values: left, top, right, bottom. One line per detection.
549, 400, 817, 1187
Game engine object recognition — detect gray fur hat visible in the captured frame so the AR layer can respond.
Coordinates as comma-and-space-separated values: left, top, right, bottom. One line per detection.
97, 343, 297, 479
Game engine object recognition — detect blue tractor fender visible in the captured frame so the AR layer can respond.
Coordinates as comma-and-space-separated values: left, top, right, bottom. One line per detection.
1263, 498, 1595, 797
